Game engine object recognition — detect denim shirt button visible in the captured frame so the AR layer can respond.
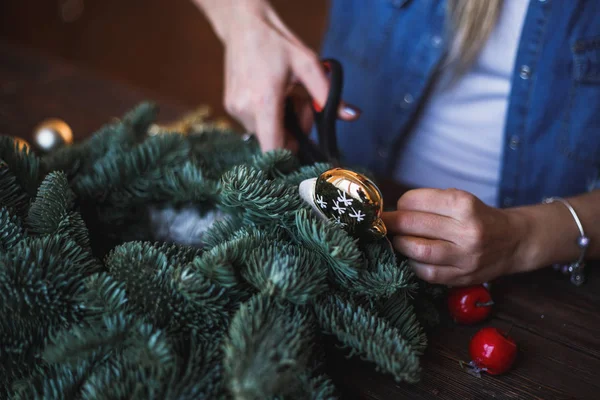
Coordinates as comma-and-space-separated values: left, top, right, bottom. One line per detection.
519, 65, 531, 79
403, 93, 414, 106
431, 35, 443, 48
509, 135, 520, 150
502, 197, 514, 207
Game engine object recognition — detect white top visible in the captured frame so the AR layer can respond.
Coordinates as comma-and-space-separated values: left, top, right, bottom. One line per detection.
394, 0, 529, 207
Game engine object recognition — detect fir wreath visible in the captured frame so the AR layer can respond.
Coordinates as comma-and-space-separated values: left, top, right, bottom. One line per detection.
0, 102, 443, 399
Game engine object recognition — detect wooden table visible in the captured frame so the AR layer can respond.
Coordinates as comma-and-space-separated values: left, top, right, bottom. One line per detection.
1, 39, 599, 400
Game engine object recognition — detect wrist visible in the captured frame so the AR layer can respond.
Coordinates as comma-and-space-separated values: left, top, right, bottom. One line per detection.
192, 0, 267, 42
503, 207, 538, 274
504, 202, 583, 275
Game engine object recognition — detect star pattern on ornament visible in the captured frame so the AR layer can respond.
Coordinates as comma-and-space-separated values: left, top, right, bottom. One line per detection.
332, 200, 346, 215
337, 190, 353, 207
348, 207, 365, 222
315, 194, 327, 209
333, 215, 347, 227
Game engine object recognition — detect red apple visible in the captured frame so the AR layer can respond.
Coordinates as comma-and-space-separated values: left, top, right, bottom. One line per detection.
447, 285, 494, 324
469, 327, 517, 375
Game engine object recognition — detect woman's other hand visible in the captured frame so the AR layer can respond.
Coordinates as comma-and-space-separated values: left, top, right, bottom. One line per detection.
382, 188, 530, 286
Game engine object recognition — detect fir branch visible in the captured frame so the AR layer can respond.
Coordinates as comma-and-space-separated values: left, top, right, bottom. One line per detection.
350, 242, 417, 300
39, 314, 175, 399
56, 212, 93, 253
314, 293, 421, 384
191, 227, 266, 290
378, 292, 427, 356
150, 241, 202, 266
0, 235, 99, 331
0, 314, 48, 397
200, 215, 245, 249
26, 171, 74, 235
251, 148, 299, 179
291, 209, 363, 289
74, 133, 190, 203
155, 160, 220, 204
0, 160, 30, 217
224, 294, 316, 399
0, 135, 40, 199
82, 101, 159, 165
244, 243, 328, 305
106, 242, 233, 337
162, 335, 226, 399
11, 361, 95, 400
219, 165, 303, 225
39, 141, 86, 179
301, 373, 339, 400
0, 206, 26, 250
75, 273, 130, 319
189, 130, 259, 179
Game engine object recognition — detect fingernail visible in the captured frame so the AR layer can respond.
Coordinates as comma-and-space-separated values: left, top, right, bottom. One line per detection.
312, 99, 322, 112
342, 105, 361, 118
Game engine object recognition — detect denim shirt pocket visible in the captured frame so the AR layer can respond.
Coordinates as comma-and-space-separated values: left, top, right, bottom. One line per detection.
559, 35, 600, 165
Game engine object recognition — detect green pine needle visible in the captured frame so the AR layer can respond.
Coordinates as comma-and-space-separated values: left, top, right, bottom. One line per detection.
224, 294, 316, 399
189, 130, 259, 179
301, 373, 339, 400
149, 241, 202, 266
252, 148, 299, 179
155, 160, 220, 204
350, 242, 417, 299
291, 209, 363, 289
74, 133, 190, 202
191, 228, 265, 290
0, 102, 432, 398
0, 235, 99, 329
200, 215, 245, 249
76, 272, 130, 319
378, 292, 428, 356
0, 135, 40, 199
106, 242, 233, 337
314, 293, 421, 384
244, 243, 328, 305
220, 165, 303, 224
27, 171, 74, 235
0, 206, 26, 250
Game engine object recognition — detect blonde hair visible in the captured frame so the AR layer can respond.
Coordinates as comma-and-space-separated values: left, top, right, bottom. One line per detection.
446, 0, 504, 77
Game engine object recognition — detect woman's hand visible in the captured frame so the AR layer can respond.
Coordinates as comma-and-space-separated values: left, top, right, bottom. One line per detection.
196, 0, 359, 152
382, 188, 531, 286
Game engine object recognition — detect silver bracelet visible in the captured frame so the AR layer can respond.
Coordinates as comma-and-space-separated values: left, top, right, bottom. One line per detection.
542, 196, 588, 286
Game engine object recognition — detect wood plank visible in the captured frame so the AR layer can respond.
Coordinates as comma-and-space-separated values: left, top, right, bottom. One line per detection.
327, 317, 600, 400
492, 269, 600, 360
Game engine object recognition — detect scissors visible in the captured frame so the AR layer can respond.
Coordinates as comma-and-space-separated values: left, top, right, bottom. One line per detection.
284, 58, 344, 166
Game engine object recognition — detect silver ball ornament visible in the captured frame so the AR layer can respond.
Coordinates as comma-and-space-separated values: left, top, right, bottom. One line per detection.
33, 118, 73, 152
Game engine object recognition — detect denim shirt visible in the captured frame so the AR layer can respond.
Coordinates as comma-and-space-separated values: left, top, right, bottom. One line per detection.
317, 0, 600, 208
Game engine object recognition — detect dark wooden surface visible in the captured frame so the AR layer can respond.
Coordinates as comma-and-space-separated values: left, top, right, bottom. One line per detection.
2, 39, 599, 400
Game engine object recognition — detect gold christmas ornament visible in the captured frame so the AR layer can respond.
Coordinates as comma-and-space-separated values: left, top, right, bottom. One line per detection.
148, 105, 232, 136
299, 167, 387, 241
33, 118, 73, 152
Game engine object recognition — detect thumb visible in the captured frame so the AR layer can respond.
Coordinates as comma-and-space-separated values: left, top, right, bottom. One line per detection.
290, 52, 361, 121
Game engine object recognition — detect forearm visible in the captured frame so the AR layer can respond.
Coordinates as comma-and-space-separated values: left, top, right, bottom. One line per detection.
509, 190, 600, 274
191, 0, 269, 42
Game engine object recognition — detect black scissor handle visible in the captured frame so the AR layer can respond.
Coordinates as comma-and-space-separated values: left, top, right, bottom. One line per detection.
284, 58, 344, 166
314, 58, 343, 164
